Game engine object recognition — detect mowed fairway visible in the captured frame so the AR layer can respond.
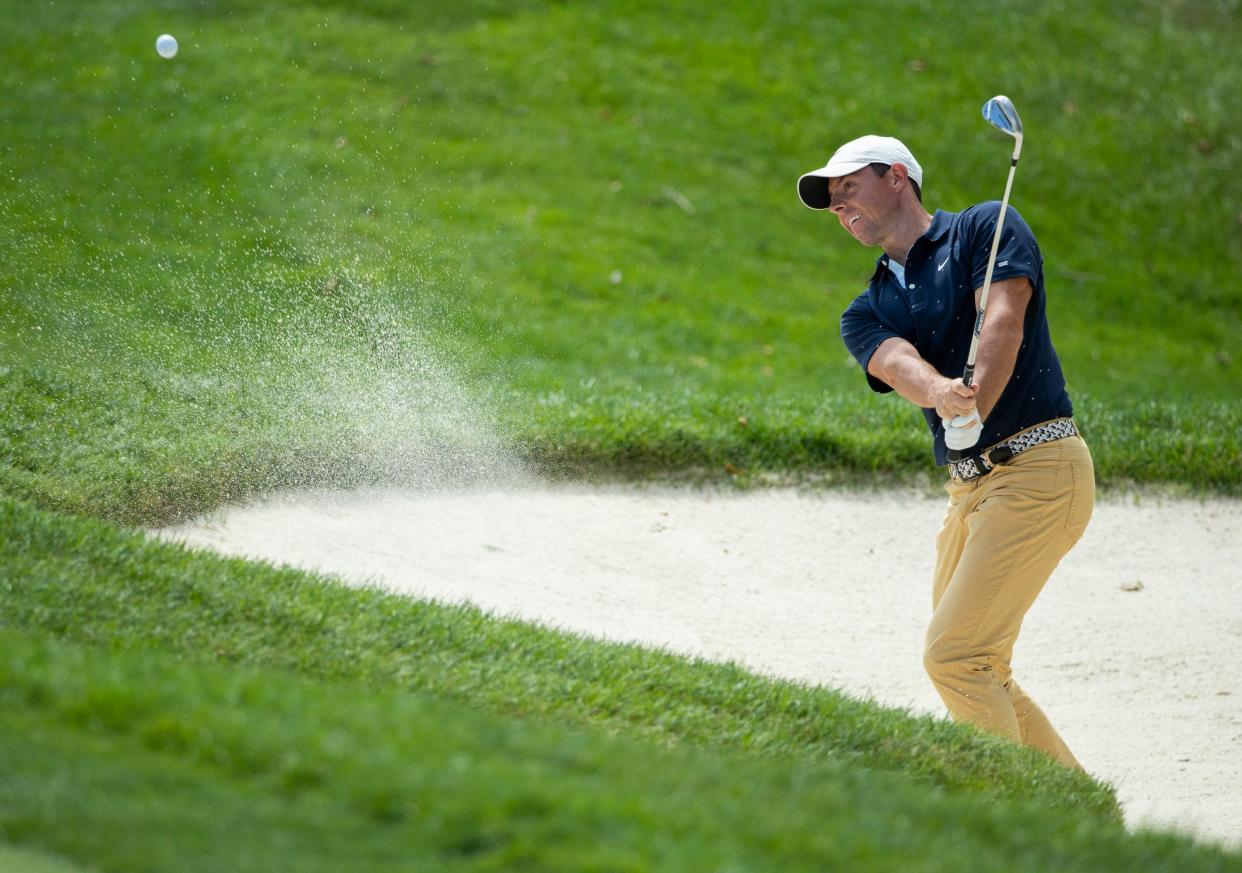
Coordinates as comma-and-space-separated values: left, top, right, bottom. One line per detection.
2, 1, 1241, 870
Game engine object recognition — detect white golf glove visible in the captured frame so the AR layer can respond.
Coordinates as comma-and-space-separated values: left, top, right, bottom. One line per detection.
943, 408, 983, 452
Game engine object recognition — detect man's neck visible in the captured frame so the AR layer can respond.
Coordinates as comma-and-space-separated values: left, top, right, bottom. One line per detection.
883, 208, 934, 266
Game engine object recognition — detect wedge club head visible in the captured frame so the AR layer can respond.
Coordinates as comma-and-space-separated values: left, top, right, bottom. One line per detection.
983, 95, 1023, 159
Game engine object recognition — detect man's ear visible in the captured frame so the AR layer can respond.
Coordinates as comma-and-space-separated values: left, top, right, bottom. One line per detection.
889, 162, 910, 191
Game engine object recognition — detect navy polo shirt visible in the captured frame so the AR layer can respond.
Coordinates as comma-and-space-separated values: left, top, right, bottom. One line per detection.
839, 202, 1073, 466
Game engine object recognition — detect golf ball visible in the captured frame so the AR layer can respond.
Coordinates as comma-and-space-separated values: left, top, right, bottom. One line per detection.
156, 34, 178, 59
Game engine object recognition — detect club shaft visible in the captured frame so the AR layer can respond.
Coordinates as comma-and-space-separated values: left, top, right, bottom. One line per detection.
961, 153, 1019, 387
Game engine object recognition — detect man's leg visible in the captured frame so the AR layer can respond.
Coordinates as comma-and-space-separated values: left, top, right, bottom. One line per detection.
924, 436, 1094, 768
1009, 680, 1080, 767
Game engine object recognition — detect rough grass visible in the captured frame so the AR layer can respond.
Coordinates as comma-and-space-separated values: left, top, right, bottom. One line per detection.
5, 496, 1242, 871
0, 497, 1111, 816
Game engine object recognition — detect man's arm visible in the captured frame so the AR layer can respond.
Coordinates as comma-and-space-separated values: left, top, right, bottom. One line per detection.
868, 338, 978, 421
867, 276, 1032, 422
969, 276, 1032, 420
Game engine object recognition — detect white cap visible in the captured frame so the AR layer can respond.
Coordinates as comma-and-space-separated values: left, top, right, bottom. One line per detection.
797, 135, 923, 210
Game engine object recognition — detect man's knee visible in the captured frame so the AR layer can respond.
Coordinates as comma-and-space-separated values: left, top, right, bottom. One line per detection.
923, 637, 1007, 687
922, 637, 958, 684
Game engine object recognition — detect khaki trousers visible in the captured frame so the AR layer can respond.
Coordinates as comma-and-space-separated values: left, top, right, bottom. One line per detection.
926, 430, 1094, 769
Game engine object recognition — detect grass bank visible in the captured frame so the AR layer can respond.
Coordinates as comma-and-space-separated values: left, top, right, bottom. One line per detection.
6, 496, 1242, 871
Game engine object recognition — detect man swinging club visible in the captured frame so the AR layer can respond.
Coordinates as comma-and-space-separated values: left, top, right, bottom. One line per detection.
797, 106, 1093, 769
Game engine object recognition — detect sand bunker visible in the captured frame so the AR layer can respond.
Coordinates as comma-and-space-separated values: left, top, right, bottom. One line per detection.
158, 484, 1242, 848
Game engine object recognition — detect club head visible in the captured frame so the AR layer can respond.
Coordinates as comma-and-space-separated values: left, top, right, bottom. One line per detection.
983, 95, 1023, 157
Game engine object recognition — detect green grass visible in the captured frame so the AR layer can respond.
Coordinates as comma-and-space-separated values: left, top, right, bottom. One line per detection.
0, 497, 1109, 815
5, 495, 1241, 871
2, 0, 1240, 526
0, 845, 92, 873
2, 0, 1241, 868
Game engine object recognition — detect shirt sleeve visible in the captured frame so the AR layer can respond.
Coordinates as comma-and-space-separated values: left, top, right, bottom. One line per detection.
840, 291, 899, 394
969, 201, 1042, 289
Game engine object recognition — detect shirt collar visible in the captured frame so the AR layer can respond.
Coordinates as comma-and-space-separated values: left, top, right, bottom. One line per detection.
869, 210, 954, 280
925, 209, 952, 242
871, 254, 891, 283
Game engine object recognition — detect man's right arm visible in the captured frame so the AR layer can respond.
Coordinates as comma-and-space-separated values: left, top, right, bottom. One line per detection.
868, 337, 979, 422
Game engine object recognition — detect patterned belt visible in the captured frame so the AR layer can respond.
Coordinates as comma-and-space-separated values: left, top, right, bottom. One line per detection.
948, 418, 1078, 482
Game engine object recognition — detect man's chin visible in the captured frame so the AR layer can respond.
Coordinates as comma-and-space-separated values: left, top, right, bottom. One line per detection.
847, 226, 876, 247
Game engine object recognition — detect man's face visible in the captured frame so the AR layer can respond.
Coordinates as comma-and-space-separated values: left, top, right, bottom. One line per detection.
826, 166, 899, 247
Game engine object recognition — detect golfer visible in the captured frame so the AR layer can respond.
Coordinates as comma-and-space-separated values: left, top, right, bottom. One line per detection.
798, 136, 1093, 769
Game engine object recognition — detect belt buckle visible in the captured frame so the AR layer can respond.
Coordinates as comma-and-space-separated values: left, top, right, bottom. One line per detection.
954, 443, 1013, 482
985, 443, 1015, 467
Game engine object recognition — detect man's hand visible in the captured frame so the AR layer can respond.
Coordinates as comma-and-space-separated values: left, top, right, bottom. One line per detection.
934, 378, 979, 422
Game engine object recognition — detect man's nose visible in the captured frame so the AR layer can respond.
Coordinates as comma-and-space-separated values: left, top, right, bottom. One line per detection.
828, 192, 844, 212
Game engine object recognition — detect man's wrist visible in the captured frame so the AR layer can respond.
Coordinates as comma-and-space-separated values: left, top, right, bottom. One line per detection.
929, 375, 953, 413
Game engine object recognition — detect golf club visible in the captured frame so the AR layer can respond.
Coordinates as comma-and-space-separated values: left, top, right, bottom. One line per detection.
944, 95, 1024, 460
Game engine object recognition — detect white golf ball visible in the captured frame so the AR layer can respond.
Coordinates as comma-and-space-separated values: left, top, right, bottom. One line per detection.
156, 34, 178, 59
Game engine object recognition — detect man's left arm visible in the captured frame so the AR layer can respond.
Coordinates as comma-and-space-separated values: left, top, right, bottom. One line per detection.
971, 276, 1032, 421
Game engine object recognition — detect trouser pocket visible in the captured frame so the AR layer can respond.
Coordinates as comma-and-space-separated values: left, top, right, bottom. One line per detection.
1064, 459, 1094, 541
1058, 437, 1094, 541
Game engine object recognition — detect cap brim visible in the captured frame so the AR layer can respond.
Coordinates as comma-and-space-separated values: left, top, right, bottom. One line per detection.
797, 160, 869, 210
797, 174, 831, 210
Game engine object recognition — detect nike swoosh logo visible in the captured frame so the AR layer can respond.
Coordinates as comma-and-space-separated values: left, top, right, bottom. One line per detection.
937, 257, 950, 271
